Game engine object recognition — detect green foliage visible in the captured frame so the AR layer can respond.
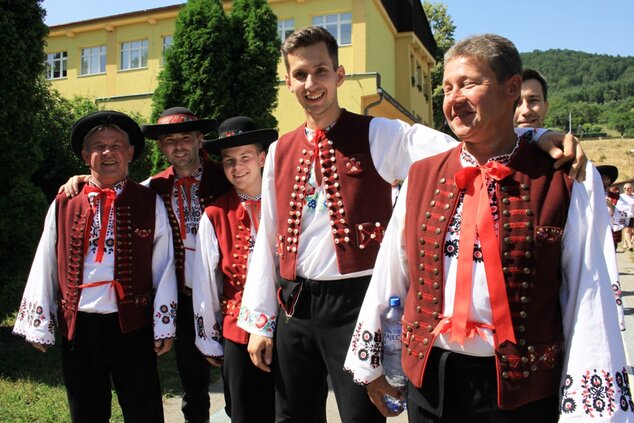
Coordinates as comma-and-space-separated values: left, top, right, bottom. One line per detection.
522, 49, 634, 136
151, 0, 280, 136
422, 1, 455, 132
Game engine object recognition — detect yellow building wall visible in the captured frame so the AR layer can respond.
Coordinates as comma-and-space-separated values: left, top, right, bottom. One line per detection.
45, 2, 434, 131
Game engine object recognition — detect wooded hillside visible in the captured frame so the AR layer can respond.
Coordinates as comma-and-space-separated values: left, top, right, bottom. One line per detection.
521, 50, 634, 136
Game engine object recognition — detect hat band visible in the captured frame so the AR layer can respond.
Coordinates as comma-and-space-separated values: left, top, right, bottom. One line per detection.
220, 129, 247, 138
157, 114, 198, 124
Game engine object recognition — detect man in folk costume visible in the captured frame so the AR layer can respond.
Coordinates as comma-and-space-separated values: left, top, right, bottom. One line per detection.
191, 116, 277, 423
238, 26, 586, 423
142, 107, 232, 423
13, 111, 177, 423
61, 107, 232, 423
344, 34, 632, 422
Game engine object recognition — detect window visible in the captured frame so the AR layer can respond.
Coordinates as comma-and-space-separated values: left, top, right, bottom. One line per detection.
80, 46, 106, 75
277, 19, 295, 42
120, 39, 148, 70
313, 13, 352, 45
45, 51, 67, 79
162, 35, 173, 64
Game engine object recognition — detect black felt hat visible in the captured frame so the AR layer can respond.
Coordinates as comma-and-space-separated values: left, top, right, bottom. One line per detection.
70, 110, 144, 161
141, 107, 217, 140
202, 116, 277, 152
597, 165, 619, 185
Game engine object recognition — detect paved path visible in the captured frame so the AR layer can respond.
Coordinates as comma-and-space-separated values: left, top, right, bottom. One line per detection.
165, 251, 634, 422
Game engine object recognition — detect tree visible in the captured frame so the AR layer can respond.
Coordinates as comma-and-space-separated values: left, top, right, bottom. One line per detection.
0, 0, 49, 318
422, 1, 455, 131
150, 0, 280, 174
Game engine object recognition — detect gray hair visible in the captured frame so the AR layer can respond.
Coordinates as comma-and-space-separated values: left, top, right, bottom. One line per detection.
445, 34, 522, 83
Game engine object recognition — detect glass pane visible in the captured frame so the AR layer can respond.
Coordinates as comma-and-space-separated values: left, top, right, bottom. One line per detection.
81, 57, 88, 74
312, 16, 323, 26
341, 13, 352, 22
131, 50, 139, 68
341, 23, 351, 45
326, 14, 337, 24
121, 50, 129, 69
141, 49, 148, 67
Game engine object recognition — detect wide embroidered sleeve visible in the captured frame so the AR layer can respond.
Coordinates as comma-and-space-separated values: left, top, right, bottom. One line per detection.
344, 179, 411, 385
237, 142, 279, 337
13, 202, 59, 346
191, 213, 224, 358
151, 196, 178, 340
559, 163, 633, 421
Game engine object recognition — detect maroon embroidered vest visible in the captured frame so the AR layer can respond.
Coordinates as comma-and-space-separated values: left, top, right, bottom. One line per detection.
274, 110, 392, 280
402, 141, 573, 409
150, 157, 230, 291
205, 189, 255, 345
55, 180, 156, 340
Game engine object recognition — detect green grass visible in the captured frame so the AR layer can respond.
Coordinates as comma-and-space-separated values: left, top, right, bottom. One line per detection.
0, 323, 219, 422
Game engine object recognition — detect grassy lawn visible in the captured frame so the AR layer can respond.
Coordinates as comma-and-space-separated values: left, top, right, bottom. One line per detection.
0, 322, 219, 422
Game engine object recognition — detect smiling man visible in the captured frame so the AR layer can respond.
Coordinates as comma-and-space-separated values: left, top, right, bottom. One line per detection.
345, 34, 630, 422
191, 116, 277, 423
514, 69, 549, 129
237, 26, 587, 423
14, 111, 178, 423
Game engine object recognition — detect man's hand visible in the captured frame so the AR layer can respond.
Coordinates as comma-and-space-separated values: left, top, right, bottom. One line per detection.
247, 334, 273, 372
31, 342, 48, 353
154, 338, 174, 356
536, 132, 587, 181
365, 375, 406, 417
58, 175, 90, 198
206, 356, 224, 367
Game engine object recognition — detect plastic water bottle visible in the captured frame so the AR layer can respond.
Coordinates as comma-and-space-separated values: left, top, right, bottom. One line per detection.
381, 296, 407, 412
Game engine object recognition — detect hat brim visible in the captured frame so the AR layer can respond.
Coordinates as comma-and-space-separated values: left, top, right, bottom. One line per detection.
202, 129, 278, 153
142, 119, 217, 140
597, 165, 619, 185
71, 111, 145, 161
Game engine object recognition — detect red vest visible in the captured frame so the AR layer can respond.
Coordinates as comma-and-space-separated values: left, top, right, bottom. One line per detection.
403, 141, 573, 409
274, 111, 392, 280
150, 157, 230, 291
55, 180, 156, 340
205, 189, 256, 345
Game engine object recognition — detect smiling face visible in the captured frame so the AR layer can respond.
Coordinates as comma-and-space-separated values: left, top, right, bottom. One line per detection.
157, 131, 203, 176
514, 78, 549, 128
285, 41, 345, 130
82, 127, 134, 187
442, 55, 521, 161
220, 144, 266, 197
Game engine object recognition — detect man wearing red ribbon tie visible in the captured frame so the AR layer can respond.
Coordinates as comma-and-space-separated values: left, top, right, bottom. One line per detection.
13, 111, 178, 423
345, 35, 631, 422
191, 116, 277, 422
61, 107, 232, 423
239, 26, 588, 423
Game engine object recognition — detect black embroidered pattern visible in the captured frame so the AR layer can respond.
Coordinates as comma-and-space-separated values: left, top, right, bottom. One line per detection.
195, 313, 206, 340
444, 239, 459, 258
350, 322, 382, 368
156, 301, 178, 325
561, 374, 577, 414
615, 367, 634, 412
581, 369, 616, 418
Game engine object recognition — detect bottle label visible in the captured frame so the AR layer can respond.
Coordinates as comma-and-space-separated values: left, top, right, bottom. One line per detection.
383, 327, 401, 350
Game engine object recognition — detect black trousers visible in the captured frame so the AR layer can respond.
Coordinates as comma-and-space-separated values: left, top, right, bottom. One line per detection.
407, 347, 559, 423
273, 276, 385, 423
222, 338, 275, 422
61, 312, 164, 423
175, 291, 212, 423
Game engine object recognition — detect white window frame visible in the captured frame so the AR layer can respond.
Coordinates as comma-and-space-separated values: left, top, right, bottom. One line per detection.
277, 18, 295, 42
80, 46, 106, 76
162, 35, 173, 65
312, 13, 352, 46
120, 39, 148, 70
45, 51, 67, 80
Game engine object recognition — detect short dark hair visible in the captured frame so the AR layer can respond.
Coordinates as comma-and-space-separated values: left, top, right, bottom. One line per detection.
445, 34, 521, 83
281, 26, 339, 70
522, 68, 548, 102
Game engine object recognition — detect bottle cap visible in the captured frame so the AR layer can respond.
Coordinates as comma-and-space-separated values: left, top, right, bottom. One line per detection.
389, 296, 400, 307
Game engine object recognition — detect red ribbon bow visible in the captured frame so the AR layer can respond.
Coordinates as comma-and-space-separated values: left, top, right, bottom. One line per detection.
312, 129, 327, 186
84, 185, 116, 263
451, 161, 516, 347
174, 176, 198, 240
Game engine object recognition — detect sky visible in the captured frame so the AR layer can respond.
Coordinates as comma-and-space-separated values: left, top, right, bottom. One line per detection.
42, 0, 634, 57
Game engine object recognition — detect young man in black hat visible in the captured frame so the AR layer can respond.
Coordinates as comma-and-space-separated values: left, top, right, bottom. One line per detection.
191, 116, 277, 423
61, 106, 231, 423
14, 110, 178, 423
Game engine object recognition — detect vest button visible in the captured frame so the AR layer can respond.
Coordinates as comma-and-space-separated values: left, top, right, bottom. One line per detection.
500, 355, 507, 362
423, 338, 429, 345
430, 200, 436, 207
503, 210, 510, 217
502, 372, 509, 379
521, 282, 529, 289
440, 178, 446, 184
418, 352, 425, 359
421, 224, 427, 231
417, 292, 423, 300
416, 306, 422, 313
419, 250, 425, 257
448, 193, 455, 199
520, 183, 529, 190
520, 296, 529, 304
428, 325, 433, 332
527, 345, 535, 353
434, 189, 440, 195
523, 267, 532, 275
426, 212, 432, 218
432, 297, 439, 304
502, 198, 510, 205
521, 356, 529, 364
432, 312, 439, 319
520, 311, 527, 318
414, 321, 420, 328
522, 195, 530, 202
523, 371, 530, 378
518, 339, 526, 346
433, 282, 439, 289
418, 278, 424, 285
